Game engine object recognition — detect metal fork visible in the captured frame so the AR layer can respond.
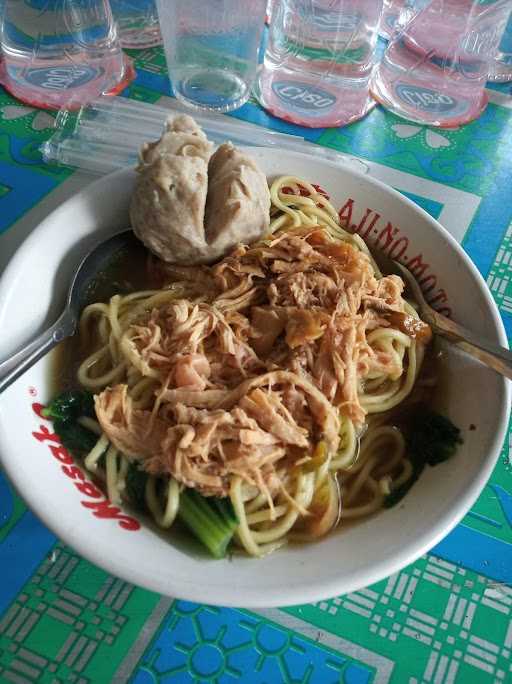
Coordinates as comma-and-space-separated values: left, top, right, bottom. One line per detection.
373, 250, 512, 381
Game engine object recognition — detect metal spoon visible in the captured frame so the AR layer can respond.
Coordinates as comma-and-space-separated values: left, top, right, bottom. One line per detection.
373, 249, 512, 381
0, 229, 136, 394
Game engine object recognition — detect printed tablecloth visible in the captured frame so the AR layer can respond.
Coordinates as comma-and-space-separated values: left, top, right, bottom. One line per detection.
0, 47, 511, 684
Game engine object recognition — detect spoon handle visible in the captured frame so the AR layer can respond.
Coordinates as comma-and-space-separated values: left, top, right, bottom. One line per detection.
0, 311, 76, 395
387, 257, 512, 382
428, 310, 512, 381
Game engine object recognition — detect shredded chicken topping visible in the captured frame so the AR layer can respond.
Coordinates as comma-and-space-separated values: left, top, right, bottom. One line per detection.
96, 228, 411, 498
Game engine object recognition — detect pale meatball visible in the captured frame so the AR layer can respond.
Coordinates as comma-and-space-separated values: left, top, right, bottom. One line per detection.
142, 114, 212, 162
130, 119, 271, 265
205, 143, 271, 254
130, 115, 213, 264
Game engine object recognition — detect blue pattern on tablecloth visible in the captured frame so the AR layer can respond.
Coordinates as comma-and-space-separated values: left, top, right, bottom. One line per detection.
130, 601, 375, 684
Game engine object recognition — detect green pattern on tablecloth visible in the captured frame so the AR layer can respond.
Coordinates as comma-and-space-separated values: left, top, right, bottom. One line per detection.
0, 93, 66, 177
1, 544, 511, 683
317, 104, 512, 197
286, 554, 512, 683
0, 543, 160, 683
488, 222, 512, 315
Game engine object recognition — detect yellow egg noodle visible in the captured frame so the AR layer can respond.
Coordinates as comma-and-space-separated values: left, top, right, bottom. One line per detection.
75, 176, 425, 557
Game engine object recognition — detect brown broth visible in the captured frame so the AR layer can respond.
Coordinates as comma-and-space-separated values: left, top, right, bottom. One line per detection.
51, 240, 154, 394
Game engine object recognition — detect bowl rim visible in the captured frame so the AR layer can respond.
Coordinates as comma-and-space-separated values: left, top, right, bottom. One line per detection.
0, 155, 509, 607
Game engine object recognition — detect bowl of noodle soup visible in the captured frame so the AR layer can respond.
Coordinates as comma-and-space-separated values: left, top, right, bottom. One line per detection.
0, 149, 508, 607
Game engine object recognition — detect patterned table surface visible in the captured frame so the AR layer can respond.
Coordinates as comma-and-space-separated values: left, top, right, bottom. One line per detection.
0, 47, 511, 684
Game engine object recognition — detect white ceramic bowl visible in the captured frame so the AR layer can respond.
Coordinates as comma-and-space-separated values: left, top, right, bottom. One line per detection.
0, 151, 509, 608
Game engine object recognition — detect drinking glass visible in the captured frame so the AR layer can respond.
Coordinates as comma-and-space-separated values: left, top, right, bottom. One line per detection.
109, 0, 162, 49
0, 0, 133, 110
155, 0, 267, 113
256, 0, 383, 128
379, 0, 406, 39
489, 8, 512, 83
371, 0, 511, 126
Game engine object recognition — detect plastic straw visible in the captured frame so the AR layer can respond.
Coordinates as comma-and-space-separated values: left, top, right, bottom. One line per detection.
41, 96, 369, 176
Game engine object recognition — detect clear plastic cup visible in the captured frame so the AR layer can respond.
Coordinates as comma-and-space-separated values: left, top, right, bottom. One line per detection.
256, 0, 383, 128
489, 8, 512, 83
379, 0, 407, 40
0, 0, 134, 110
155, 0, 267, 113
371, 0, 511, 127
109, 0, 162, 49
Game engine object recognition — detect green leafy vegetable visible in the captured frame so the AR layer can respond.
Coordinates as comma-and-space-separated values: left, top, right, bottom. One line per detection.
178, 488, 239, 559
42, 391, 95, 422
123, 468, 238, 559
408, 409, 462, 466
125, 464, 149, 512
385, 407, 462, 508
54, 419, 98, 454
43, 391, 99, 457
